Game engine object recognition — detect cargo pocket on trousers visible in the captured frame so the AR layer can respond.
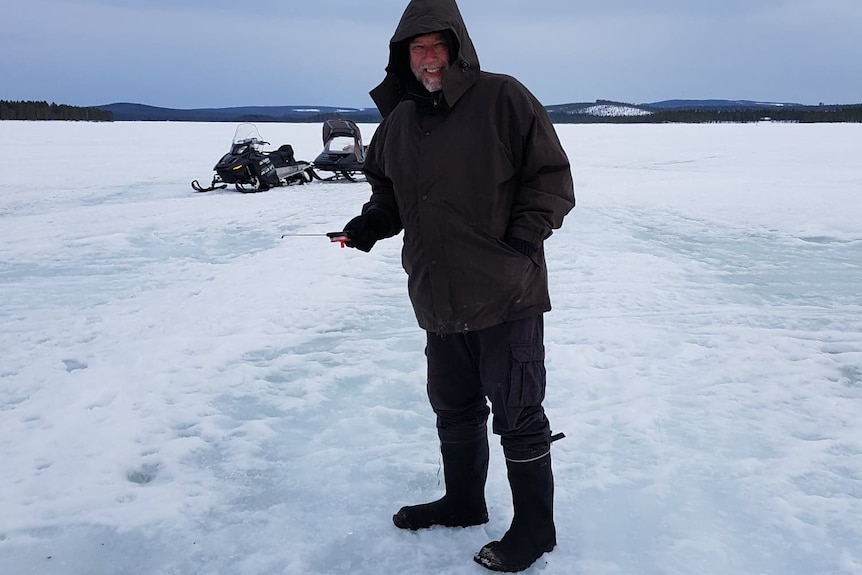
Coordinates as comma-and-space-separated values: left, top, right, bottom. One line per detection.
507, 343, 547, 407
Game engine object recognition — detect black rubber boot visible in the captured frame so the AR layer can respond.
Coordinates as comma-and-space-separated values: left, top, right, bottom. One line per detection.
392, 425, 489, 530
474, 451, 556, 572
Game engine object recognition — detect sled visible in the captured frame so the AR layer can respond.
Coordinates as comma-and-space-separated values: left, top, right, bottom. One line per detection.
311, 119, 367, 182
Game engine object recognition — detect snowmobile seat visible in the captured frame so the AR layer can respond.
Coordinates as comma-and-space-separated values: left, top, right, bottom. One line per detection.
275, 144, 297, 165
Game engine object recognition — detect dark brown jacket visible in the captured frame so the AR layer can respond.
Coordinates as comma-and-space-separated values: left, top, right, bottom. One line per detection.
362, 0, 575, 334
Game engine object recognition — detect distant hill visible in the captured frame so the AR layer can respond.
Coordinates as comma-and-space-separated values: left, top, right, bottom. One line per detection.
545, 100, 652, 118
546, 100, 655, 119
97, 103, 382, 123
544, 99, 862, 123
93, 99, 862, 124
645, 99, 806, 110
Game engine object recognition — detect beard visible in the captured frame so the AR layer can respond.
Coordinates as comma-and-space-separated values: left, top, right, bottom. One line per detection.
411, 62, 447, 93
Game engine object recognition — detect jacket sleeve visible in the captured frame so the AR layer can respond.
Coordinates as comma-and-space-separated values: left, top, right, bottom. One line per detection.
361, 120, 404, 238
504, 83, 575, 248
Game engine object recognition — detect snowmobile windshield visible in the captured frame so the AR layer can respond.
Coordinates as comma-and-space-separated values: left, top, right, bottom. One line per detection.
231, 123, 265, 151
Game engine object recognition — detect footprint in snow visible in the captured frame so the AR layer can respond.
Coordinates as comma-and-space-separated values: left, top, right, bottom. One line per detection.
62, 359, 88, 372
127, 463, 160, 485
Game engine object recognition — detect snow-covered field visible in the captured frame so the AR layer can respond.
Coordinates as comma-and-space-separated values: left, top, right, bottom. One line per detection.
1, 120, 860, 575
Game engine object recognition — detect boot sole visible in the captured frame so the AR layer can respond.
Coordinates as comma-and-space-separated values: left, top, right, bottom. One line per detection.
392, 511, 488, 530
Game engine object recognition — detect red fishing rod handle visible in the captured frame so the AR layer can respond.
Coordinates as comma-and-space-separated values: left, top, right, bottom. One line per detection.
327, 232, 350, 248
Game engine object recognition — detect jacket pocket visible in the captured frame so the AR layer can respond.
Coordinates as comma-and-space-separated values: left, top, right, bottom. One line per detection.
494, 236, 541, 269
507, 343, 547, 407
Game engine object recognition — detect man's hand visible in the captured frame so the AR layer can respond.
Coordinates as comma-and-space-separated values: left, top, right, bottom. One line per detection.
343, 209, 390, 252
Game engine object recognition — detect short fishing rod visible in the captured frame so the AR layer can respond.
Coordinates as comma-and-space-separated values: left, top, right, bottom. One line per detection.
280, 231, 351, 247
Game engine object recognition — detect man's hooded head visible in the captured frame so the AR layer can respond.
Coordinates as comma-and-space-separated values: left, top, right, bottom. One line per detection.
370, 0, 481, 116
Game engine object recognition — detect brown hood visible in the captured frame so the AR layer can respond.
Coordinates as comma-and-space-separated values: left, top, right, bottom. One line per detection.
370, 0, 481, 117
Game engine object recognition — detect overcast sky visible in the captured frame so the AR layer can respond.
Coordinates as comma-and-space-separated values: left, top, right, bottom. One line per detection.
3, 0, 861, 109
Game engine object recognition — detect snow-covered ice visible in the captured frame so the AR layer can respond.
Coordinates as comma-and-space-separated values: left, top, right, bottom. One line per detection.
1, 120, 860, 575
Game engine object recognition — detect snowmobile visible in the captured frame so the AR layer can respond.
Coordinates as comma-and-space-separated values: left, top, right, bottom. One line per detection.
311, 119, 367, 182
192, 123, 315, 193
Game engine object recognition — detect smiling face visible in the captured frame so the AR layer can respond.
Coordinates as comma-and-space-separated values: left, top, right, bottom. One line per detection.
408, 32, 450, 93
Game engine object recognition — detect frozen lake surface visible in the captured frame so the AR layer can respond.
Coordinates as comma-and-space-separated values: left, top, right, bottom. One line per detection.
1, 120, 861, 575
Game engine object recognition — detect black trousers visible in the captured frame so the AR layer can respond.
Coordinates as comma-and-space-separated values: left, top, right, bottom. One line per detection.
426, 315, 551, 458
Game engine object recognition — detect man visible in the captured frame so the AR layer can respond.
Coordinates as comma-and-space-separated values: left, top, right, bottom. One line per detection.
340, 0, 574, 571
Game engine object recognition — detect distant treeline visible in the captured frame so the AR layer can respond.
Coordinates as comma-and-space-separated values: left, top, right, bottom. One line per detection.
4, 99, 862, 124
1, 100, 113, 121
550, 104, 862, 124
